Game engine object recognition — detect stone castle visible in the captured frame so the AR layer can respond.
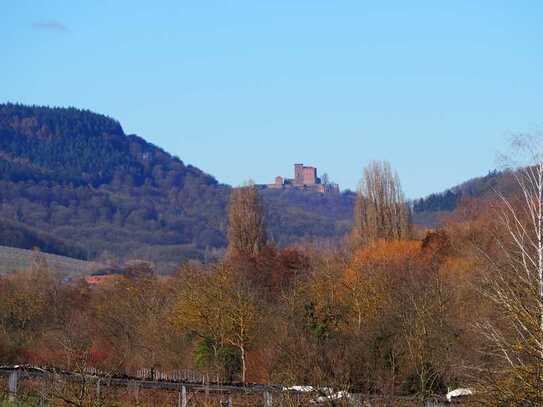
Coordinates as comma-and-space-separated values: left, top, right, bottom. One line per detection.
262, 163, 339, 193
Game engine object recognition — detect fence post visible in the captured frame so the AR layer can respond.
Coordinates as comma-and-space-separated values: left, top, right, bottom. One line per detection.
96, 378, 101, 401
181, 385, 187, 407
39, 380, 46, 407
264, 390, 272, 407
131, 381, 140, 405
8, 370, 18, 401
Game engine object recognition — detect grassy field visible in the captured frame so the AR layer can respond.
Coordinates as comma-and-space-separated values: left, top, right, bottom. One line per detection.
0, 245, 102, 277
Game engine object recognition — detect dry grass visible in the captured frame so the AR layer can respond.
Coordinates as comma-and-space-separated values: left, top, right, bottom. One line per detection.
0, 245, 101, 277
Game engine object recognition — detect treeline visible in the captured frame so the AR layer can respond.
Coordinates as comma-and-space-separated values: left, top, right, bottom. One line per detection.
3, 156, 542, 405
412, 169, 515, 213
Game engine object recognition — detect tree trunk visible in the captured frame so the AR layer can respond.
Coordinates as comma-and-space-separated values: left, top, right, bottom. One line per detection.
240, 345, 246, 384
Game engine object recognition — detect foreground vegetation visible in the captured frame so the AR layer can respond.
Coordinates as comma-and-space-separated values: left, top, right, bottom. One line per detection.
2, 143, 543, 405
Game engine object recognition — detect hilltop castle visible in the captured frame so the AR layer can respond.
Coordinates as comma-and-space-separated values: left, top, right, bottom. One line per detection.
263, 163, 339, 193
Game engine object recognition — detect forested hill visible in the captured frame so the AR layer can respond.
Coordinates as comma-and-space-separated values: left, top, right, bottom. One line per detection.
412, 169, 518, 225
0, 103, 230, 271
0, 104, 353, 272
0, 104, 218, 187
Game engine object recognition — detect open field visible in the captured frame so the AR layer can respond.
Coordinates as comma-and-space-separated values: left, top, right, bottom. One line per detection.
0, 245, 102, 277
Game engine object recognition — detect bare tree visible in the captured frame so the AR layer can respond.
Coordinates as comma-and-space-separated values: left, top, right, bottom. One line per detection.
321, 172, 330, 186
227, 183, 267, 258
351, 161, 411, 248
476, 135, 543, 404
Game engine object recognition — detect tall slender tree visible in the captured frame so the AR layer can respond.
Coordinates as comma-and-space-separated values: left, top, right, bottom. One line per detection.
227, 183, 267, 258
476, 135, 543, 404
351, 161, 411, 248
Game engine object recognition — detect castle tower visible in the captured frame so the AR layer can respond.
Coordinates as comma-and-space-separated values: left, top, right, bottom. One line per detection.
302, 166, 317, 185
294, 164, 304, 185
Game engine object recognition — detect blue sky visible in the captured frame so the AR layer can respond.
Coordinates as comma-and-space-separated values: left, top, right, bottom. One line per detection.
2, 1, 543, 198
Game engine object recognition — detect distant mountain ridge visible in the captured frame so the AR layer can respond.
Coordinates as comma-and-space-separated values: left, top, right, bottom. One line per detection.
0, 103, 230, 271
413, 170, 503, 213
412, 169, 518, 225
0, 103, 216, 187
0, 103, 354, 272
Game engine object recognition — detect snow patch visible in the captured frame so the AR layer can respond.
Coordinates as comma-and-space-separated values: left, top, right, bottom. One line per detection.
446, 388, 473, 402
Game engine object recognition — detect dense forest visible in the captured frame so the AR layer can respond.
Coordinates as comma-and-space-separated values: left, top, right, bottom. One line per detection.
0, 104, 355, 272
0, 104, 229, 270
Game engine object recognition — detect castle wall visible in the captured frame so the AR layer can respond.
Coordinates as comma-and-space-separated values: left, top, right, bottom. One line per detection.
302, 166, 317, 185
262, 164, 339, 193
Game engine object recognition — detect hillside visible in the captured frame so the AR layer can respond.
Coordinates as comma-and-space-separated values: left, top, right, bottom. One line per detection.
0, 104, 353, 272
0, 103, 231, 272
0, 218, 89, 259
262, 188, 355, 245
0, 245, 101, 276
412, 169, 518, 225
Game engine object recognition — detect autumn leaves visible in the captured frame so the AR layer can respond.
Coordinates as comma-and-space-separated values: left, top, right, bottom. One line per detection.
2, 156, 543, 405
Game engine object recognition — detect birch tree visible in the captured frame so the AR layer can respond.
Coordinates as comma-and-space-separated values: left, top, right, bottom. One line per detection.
477, 135, 543, 404
222, 269, 259, 385
172, 263, 259, 384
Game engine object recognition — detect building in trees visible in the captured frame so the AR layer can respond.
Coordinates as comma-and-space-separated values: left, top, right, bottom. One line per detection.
261, 163, 339, 193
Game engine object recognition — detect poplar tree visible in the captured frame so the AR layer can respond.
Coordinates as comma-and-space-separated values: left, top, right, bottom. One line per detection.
351, 161, 411, 248
227, 183, 267, 258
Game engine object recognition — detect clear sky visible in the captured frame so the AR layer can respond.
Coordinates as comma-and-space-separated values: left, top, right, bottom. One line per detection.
2, 1, 543, 198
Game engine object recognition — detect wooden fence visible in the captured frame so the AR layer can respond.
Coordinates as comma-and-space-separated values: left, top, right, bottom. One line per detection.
0, 365, 455, 406
0, 365, 287, 406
